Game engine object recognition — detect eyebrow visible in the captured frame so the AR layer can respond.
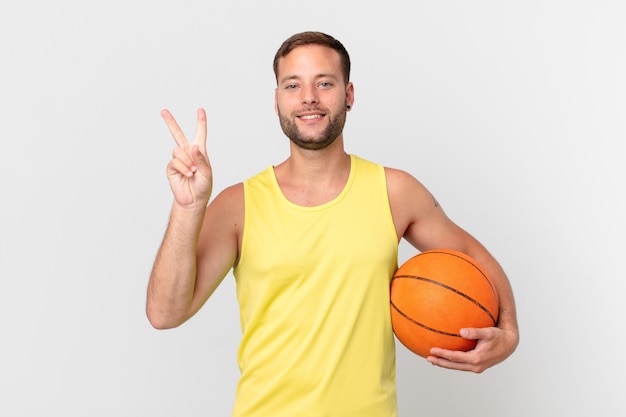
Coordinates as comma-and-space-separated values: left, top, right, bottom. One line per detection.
279, 73, 340, 85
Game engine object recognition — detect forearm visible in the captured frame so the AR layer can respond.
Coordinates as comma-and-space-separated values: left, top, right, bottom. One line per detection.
480, 255, 516, 326
146, 202, 206, 329
471, 248, 519, 351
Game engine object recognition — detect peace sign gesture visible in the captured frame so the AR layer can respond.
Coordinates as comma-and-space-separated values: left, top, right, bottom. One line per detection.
161, 108, 213, 207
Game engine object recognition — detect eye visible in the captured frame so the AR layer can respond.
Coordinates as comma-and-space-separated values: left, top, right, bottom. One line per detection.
319, 81, 332, 88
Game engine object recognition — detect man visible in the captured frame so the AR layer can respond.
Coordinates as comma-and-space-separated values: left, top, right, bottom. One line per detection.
147, 31, 519, 417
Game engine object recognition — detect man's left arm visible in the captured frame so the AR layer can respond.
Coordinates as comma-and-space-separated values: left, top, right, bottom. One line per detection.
386, 167, 519, 372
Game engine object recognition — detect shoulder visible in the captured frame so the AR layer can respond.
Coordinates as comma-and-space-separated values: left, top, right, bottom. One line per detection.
196, 183, 245, 274
218, 182, 244, 199
206, 183, 244, 218
384, 167, 432, 201
383, 167, 442, 239
200, 183, 245, 252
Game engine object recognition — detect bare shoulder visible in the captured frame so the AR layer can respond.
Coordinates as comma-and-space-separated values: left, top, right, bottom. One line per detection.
211, 182, 243, 205
203, 183, 244, 239
198, 183, 244, 266
384, 167, 443, 243
384, 167, 435, 205
207, 183, 244, 214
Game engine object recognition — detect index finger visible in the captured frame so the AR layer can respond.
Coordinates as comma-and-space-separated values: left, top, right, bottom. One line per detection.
160, 108, 188, 148
194, 108, 207, 151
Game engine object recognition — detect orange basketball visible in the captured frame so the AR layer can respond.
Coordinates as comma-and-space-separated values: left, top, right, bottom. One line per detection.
390, 249, 499, 358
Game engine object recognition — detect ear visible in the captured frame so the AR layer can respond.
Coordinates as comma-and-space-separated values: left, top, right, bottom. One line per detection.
345, 82, 355, 111
274, 88, 279, 116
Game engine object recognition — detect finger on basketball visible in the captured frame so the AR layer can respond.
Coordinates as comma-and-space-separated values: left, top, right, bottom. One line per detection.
427, 354, 476, 372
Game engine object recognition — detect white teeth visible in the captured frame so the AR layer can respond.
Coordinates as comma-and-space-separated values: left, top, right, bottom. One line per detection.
300, 114, 322, 120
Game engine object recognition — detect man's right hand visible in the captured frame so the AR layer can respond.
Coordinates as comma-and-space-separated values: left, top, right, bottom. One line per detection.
161, 108, 212, 207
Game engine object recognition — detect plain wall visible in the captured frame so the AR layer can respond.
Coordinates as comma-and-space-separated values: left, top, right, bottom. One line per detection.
1, 0, 624, 415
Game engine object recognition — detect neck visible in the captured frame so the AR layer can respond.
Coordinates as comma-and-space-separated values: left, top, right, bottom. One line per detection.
273, 139, 351, 206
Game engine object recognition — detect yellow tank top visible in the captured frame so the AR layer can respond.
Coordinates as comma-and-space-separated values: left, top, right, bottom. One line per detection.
233, 155, 399, 417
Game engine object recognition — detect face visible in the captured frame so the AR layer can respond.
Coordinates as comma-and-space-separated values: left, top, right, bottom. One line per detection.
274, 45, 354, 150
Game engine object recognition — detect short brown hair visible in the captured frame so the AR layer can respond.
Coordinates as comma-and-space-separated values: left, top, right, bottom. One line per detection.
273, 31, 351, 85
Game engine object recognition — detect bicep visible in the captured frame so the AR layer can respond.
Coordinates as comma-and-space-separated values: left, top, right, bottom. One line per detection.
387, 167, 480, 253
190, 184, 243, 314
403, 202, 481, 254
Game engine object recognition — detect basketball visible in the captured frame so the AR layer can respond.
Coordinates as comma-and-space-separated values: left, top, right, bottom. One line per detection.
390, 249, 499, 358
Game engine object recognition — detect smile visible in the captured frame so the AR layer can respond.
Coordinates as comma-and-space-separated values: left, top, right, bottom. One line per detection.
298, 114, 324, 120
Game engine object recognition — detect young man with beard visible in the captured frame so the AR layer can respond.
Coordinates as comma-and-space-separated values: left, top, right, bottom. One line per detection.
147, 31, 519, 417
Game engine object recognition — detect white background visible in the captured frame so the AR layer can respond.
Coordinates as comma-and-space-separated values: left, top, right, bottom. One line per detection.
1, 1, 624, 415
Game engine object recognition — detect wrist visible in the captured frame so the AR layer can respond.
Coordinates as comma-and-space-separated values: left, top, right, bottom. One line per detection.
169, 200, 208, 228
172, 197, 208, 213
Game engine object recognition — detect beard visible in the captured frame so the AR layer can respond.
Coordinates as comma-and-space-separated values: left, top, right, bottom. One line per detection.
277, 104, 347, 151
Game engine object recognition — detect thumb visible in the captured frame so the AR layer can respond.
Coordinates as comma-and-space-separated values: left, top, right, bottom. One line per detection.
459, 328, 478, 340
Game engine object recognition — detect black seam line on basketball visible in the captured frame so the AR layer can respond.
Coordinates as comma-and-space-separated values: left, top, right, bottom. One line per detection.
391, 301, 461, 338
417, 251, 499, 302
392, 275, 497, 325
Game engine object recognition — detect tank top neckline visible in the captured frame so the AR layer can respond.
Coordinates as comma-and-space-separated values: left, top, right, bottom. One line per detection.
268, 154, 357, 211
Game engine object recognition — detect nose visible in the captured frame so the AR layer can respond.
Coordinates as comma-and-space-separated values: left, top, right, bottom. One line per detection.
301, 84, 319, 106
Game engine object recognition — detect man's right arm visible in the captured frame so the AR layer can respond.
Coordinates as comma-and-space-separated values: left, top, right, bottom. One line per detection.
146, 203, 207, 329
147, 185, 242, 329
146, 108, 241, 329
